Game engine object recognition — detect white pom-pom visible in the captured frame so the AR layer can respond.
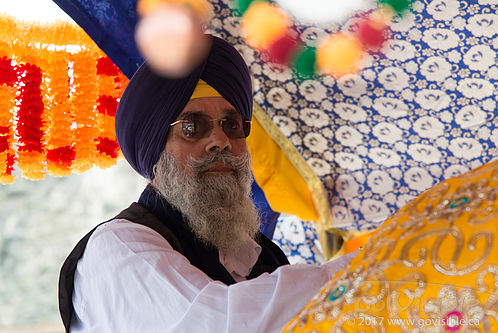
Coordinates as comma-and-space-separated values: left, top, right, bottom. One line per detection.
135, 4, 210, 77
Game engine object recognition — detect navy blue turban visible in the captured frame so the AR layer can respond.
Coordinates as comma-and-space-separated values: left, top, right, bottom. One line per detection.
115, 35, 253, 179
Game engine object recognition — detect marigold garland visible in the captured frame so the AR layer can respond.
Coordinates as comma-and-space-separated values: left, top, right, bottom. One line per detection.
0, 58, 17, 183
44, 49, 75, 176
0, 14, 130, 183
95, 57, 125, 169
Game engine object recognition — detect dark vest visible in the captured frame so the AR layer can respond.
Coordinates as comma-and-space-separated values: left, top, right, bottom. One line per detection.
58, 188, 289, 332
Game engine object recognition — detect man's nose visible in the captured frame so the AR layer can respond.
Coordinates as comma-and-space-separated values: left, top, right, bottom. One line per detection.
205, 122, 232, 152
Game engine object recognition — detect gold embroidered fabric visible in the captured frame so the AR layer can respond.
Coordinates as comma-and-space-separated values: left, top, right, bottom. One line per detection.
284, 159, 498, 332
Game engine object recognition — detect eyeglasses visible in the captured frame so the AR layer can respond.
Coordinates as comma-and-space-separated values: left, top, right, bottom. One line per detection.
170, 114, 251, 140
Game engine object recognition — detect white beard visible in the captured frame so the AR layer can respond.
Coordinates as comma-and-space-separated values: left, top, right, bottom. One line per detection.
151, 150, 261, 253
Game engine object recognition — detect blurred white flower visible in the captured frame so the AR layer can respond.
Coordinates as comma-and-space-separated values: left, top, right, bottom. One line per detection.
337, 74, 367, 97
439, 110, 454, 123
443, 77, 457, 90
372, 122, 403, 143
335, 152, 364, 171
491, 129, 498, 146
397, 194, 416, 208
477, 127, 490, 140
457, 78, 494, 99
404, 167, 434, 191
455, 105, 487, 129
290, 134, 302, 146
449, 138, 483, 159
373, 97, 409, 118
267, 87, 292, 110
383, 40, 416, 61
427, 0, 459, 21
334, 102, 368, 122
404, 60, 419, 74
331, 205, 353, 227
408, 28, 422, 41
422, 28, 459, 50
303, 132, 329, 153
274, 115, 297, 136
482, 98, 496, 111
395, 141, 408, 153
420, 56, 452, 81
335, 174, 359, 199
299, 80, 327, 102
396, 119, 412, 130
447, 50, 462, 63
463, 45, 496, 71
299, 108, 331, 127
413, 116, 445, 138
307, 157, 332, 176
407, 144, 442, 164
415, 89, 451, 111
367, 170, 394, 195
362, 69, 376, 81
436, 137, 449, 148
368, 148, 401, 167
360, 199, 390, 223
285, 82, 298, 94
467, 14, 498, 37
429, 165, 443, 177
223, 16, 242, 37
335, 126, 363, 147
379, 67, 410, 91
444, 164, 470, 178
401, 89, 415, 101
391, 12, 416, 32
263, 63, 293, 82
357, 123, 371, 134
451, 16, 466, 30
300, 27, 329, 47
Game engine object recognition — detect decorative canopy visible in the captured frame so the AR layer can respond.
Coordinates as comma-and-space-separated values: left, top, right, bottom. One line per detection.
1, 0, 497, 255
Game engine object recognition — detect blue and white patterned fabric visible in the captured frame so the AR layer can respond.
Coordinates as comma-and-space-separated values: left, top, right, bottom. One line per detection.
272, 214, 325, 265
206, 0, 497, 231
53, 0, 497, 237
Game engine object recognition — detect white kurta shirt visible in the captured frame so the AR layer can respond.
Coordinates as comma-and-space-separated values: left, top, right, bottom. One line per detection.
71, 219, 356, 333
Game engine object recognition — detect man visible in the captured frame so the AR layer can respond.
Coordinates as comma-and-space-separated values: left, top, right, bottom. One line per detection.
59, 35, 355, 332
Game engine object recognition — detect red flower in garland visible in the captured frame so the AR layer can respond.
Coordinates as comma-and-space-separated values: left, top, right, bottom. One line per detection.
97, 95, 119, 116
96, 137, 119, 158
97, 57, 121, 76
47, 146, 76, 168
16, 63, 45, 153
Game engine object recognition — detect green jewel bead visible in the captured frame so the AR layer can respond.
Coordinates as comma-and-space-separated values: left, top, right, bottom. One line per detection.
328, 285, 346, 301
294, 47, 316, 79
449, 196, 469, 209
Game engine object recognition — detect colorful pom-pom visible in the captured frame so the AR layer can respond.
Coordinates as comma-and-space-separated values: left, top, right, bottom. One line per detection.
263, 32, 300, 65
316, 33, 364, 78
355, 14, 388, 50
294, 47, 317, 78
378, 0, 411, 15
241, 1, 290, 50
234, 0, 256, 15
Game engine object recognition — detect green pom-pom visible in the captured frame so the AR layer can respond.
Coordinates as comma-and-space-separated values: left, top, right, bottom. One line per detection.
379, 0, 412, 14
234, 0, 255, 15
294, 47, 316, 78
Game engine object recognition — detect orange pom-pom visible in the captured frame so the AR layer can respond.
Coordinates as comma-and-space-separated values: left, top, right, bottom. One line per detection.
316, 33, 364, 78
241, 2, 290, 50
